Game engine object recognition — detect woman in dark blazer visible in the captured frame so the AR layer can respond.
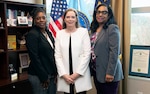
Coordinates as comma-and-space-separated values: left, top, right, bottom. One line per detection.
25, 8, 57, 94
90, 3, 124, 94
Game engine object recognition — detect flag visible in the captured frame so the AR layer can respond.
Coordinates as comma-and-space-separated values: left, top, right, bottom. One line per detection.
49, 0, 68, 37
68, 0, 95, 31
94, 0, 111, 9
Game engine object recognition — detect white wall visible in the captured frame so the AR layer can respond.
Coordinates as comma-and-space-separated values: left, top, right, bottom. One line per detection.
128, 76, 150, 94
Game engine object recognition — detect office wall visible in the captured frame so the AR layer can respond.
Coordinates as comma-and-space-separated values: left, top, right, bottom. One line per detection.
125, 0, 150, 94
128, 76, 150, 94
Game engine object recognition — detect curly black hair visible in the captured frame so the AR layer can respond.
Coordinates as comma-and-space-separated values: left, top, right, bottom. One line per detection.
30, 7, 45, 19
30, 7, 46, 26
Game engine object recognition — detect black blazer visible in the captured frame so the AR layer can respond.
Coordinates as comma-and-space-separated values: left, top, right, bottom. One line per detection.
25, 26, 57, 82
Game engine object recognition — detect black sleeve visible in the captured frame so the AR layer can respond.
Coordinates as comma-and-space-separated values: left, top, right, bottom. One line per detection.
25, 30, 48, 82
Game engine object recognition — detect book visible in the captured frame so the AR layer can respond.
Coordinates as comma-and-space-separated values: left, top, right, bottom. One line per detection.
8, 35, 16, 49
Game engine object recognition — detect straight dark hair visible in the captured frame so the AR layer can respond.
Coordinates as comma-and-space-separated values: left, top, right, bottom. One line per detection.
90, 3, 117, 34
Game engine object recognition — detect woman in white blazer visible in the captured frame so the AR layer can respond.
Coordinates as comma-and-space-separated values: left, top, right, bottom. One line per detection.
55, 8, 92, 94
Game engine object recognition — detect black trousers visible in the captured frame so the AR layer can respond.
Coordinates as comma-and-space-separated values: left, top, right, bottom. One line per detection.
93, 71, 119, 94
64, 91, 86, 94
64, 84, 86, 94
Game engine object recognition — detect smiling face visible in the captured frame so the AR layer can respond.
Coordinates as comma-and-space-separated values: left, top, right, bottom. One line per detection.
64, 10, 77, 28
34, 12, 46, 30
96, 5, 109, 25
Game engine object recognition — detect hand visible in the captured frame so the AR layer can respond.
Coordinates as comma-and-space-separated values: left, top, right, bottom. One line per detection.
105, 74, 114, 82
41, 79, 50, 89
62, 74, 74, 84
70, 73, 80, 80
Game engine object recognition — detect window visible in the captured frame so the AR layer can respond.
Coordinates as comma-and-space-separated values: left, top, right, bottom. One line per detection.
130, 0, 150, 45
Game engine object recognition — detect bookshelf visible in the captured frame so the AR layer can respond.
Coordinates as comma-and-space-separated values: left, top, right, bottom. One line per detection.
0, 1, 44, 94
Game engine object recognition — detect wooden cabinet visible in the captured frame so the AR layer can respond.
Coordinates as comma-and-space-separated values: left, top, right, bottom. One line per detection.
0, 1, 44, 93
0, 73, 32, 94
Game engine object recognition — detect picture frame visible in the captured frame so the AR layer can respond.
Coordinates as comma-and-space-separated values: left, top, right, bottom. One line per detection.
129, 45, 150, 78
10, 19, 17, 26
17, 16, 28, 25
19, 53, 30, 68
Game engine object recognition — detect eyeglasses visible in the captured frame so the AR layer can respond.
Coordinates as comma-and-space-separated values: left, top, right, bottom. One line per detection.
96, 11, 108, 15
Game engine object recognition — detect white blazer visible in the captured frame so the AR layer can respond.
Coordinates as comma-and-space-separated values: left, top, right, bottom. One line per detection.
55, 27, 92, 93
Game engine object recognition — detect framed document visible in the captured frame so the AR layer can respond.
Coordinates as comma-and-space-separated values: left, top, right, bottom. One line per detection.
19, 53, 30, 68
129, 45, 150, 77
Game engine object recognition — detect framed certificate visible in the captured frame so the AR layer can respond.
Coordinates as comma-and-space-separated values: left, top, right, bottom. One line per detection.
129, 45, 150, 77
19, 53, 30, 68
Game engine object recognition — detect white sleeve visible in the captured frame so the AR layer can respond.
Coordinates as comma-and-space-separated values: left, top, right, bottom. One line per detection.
76, 28, 91, 75
55, 31, 66, 77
